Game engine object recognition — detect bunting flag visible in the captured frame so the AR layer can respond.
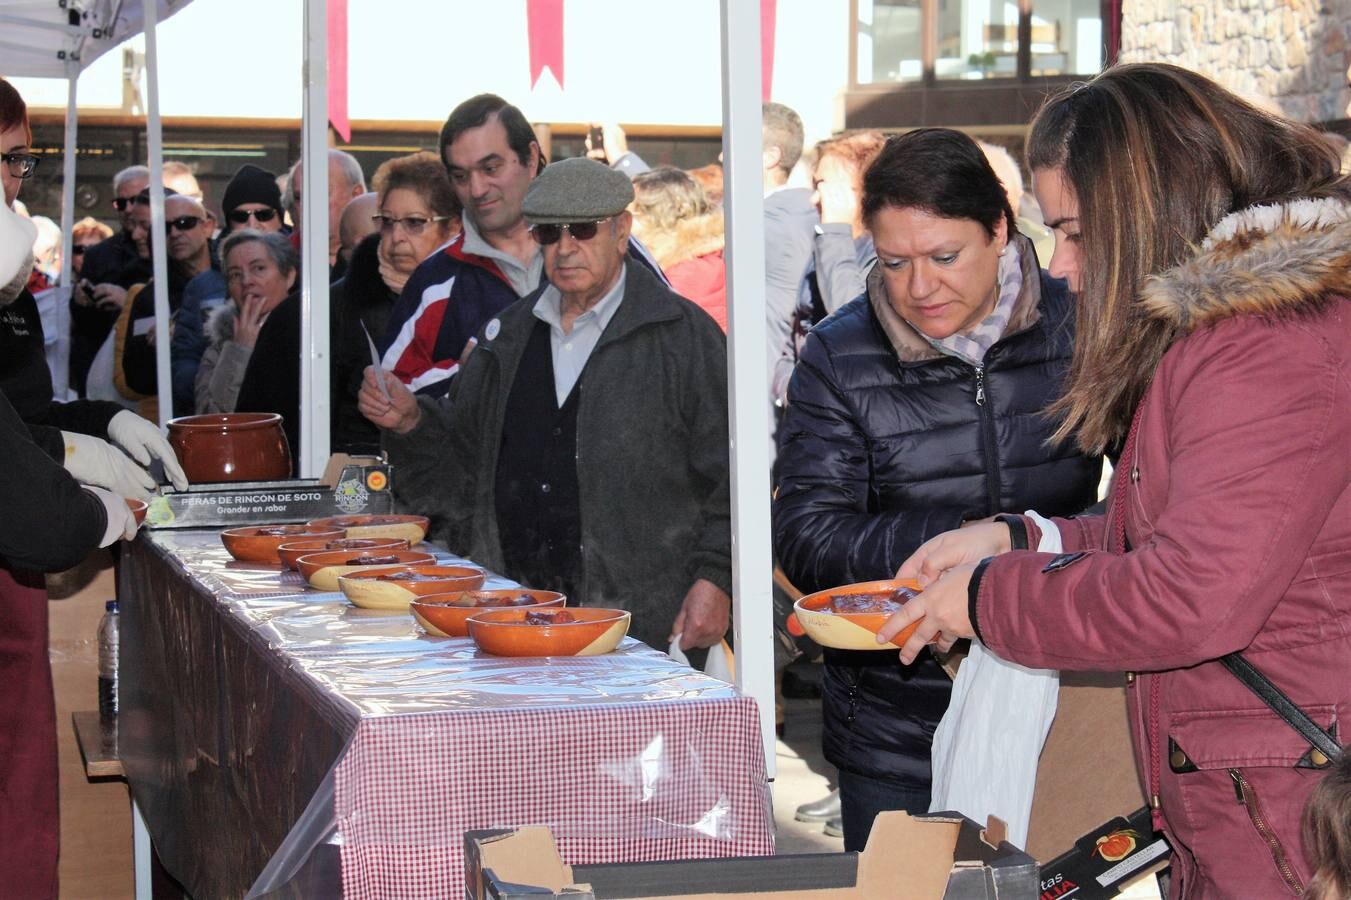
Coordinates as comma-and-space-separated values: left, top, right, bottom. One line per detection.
527, 0, 565, 89
328, 0, 351, 142
761, 0, 777, 101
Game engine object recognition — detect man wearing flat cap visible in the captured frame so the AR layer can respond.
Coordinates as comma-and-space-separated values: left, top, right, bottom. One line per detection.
361, 157, 733, 655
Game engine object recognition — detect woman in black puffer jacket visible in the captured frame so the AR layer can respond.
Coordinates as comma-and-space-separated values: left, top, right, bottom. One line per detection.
773, 129, 1101, 851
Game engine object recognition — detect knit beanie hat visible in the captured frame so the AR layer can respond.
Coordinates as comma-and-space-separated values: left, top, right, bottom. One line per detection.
221, 164, 282, 216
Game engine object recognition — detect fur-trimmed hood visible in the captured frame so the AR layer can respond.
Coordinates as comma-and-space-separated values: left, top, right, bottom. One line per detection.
639, 212, 724, 271
1142, 197, 1351, 332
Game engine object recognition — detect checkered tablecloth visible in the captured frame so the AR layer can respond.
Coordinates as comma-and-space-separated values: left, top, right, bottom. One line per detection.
145, 531, 774, 898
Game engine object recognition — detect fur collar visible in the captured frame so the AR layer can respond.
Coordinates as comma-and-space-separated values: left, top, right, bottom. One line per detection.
1141, 197, 1351, 332
640, 213, 725, 270
206, 302, 238, 344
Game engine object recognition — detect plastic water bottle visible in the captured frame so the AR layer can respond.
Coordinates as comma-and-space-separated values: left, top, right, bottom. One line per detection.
97, 599, 119, 719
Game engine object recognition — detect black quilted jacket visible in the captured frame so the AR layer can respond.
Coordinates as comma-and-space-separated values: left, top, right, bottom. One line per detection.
773, 248, 1101, 787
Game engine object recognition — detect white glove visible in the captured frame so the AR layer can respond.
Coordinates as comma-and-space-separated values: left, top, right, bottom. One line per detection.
107, 410, 189, 491
62, 430, 157, 500
85, 485, 138, 546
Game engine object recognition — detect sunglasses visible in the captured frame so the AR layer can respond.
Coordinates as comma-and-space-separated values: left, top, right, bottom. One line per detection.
2, 152, 39, 179
528, 219, 608, 246
226, 207, 279, 226
112, 194, 151, 212
166, 215, 204, 233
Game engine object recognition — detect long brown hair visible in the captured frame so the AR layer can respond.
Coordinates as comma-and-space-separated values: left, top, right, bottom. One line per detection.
1304, 754, 1351, 900
1028, 63, 1351, 453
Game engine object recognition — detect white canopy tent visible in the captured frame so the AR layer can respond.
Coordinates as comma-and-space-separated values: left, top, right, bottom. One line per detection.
3, 1, 776, 889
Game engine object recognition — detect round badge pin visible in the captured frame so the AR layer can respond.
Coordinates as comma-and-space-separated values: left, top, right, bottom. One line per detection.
484, 318, 501, 341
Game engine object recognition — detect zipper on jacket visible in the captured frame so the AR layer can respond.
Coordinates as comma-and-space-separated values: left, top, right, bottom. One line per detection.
1228, 768, 1305, 895
972, 363, 1001, 515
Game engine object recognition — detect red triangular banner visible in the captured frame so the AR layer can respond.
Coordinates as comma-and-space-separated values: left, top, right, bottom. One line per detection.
527, 0, 565, 89
328, 0, 351, 142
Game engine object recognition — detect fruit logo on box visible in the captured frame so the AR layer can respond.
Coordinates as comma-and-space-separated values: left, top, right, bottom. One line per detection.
334, 477, 370, 513
1092, 829, 1138, 862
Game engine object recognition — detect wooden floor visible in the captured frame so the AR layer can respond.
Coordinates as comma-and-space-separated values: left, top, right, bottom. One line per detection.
48, 553, 134, 899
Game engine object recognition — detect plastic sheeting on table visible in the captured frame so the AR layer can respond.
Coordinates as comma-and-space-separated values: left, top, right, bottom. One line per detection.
117, 530, 773, 899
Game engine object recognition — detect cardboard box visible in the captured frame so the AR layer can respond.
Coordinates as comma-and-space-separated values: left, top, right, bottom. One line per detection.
1038, 807, 1169, 900
464, 811, 1039, 900
1024, 671, 1149, 863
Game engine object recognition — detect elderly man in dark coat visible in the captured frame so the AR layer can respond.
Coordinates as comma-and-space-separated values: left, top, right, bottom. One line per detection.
359, 158, 732, 653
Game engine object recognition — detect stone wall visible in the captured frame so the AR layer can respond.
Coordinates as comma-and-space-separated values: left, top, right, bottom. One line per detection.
1121, 0, 1351, 122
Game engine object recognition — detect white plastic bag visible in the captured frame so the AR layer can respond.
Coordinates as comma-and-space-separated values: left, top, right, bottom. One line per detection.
668, 636, 736, 684
927, 510, 1063, 849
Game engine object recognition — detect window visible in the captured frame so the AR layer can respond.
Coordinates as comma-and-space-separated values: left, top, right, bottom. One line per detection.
857, 0, 925, 84
853, 0, 1105, 85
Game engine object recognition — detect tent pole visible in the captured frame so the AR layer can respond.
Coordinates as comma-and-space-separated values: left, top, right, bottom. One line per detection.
719, 0, 776, 777
52, 68, 78, 400
299, 0, 332, 478
143, 0, 173, 428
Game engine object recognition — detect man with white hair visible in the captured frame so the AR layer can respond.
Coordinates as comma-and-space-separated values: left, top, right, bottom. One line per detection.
287, 148, 366, 277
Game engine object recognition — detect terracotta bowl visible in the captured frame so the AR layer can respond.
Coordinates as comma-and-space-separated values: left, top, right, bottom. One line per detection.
338, 564, 485, 610
125, 498, 148, 526
277, 537, 409, 572
220, 524, 345, 564
168, 412, 292, 484
297, 549, 438, 592
466, 607, 630, 657
410, 589, 566, 637
793, 578, 924, 650
307, 514, 429, 544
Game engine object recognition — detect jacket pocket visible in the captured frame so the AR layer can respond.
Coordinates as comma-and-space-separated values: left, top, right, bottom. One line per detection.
1168, 706, 1339, 896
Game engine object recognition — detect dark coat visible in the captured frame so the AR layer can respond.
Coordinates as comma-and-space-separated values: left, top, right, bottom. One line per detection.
385, 259, 732, 649
234, 290, 302, 470
0, 288, 122, 458
330, 233, 396, 454
773, 239, 1101, 787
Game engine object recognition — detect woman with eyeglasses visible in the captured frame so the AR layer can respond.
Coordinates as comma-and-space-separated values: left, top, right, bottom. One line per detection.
330, 151, 460, 454
172, 164, 285, 414
194, 230, 298, 415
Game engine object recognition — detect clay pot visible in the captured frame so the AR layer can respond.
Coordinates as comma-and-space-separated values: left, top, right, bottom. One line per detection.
167, 413, 292, 484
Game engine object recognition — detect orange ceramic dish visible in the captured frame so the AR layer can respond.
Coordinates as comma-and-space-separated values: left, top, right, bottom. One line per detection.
220, 524, 345, 564
125, 498, 148, 526
307, 514, 429, 544
297, 549, 438, 592
410, 589, 566, 637
793, 578, 925, 650
277, 537, 410, 571
466, 607, 630, 657
338, 564, 485, 610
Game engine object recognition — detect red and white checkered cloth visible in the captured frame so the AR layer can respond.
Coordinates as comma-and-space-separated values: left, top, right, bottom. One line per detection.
336, 696, 773, 897
151, 531, 774, 897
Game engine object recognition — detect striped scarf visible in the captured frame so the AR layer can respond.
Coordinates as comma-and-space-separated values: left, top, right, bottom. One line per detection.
921, 241, 1022, 366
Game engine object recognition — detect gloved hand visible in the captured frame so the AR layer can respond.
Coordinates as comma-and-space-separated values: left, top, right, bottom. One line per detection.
85, 485, 139, 546
62, 430, 157, 501
107, 410, 189, 491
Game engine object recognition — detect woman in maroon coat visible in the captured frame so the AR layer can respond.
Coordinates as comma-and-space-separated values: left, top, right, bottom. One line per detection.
881, 64, 1351, 898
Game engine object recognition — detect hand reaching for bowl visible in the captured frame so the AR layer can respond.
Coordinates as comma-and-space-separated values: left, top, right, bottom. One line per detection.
896, 521, 1011, 587
876, 563, 977, 665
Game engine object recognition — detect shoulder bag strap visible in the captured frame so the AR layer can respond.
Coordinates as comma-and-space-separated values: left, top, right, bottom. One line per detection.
1221, 652, 1342, 763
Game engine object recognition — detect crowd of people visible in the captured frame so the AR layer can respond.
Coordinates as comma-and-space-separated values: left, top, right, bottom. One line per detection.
2, 60, 1350, 900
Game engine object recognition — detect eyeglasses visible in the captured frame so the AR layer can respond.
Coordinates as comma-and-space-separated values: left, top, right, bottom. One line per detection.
166, 215, 204, 233
112, 194, 151, 212
528, 219, 608, 246
2, 152, 40, 179
226, 207, 279, 226
372, 213, 449, 236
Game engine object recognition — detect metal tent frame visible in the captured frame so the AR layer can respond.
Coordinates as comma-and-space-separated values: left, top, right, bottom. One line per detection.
3, 2, 778, 892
